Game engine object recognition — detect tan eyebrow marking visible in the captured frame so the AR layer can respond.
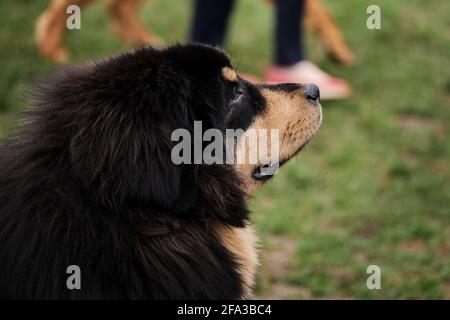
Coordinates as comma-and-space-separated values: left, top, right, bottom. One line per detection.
222, 67, 238, 82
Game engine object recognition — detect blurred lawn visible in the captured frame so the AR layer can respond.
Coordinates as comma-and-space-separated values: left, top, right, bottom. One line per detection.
0, 0, 449, 299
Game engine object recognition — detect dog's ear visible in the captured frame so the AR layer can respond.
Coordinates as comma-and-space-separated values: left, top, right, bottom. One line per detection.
42, 46, 246, 224
69, 120, 196, 211
69, 115, 201, 214
46, 49, 200, 211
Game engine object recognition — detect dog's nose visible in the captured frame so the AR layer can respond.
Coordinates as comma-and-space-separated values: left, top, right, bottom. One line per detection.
304, 84, 320, 103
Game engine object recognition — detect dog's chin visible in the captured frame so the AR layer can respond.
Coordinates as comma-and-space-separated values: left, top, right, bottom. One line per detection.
250, 108, 322, 182
252, 119, 322, 182
251, 137, 314, 182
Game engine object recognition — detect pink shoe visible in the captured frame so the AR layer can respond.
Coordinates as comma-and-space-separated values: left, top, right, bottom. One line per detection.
266, 60, 352, 100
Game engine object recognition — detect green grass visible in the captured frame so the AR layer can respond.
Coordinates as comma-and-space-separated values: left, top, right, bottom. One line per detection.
0, 0, 449, 299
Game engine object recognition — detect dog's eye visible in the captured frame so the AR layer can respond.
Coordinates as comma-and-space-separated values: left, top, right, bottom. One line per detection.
231, 85, 244, 104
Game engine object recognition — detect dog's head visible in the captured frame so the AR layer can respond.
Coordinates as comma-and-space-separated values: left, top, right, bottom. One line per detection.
34, 44, 321, 225
222, 71, 322, 194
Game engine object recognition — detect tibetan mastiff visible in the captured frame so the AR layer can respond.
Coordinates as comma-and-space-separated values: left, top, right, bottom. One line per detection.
0, 43, 321, 299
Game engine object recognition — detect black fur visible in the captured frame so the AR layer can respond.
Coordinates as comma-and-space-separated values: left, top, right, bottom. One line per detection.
0, 43, 266, 299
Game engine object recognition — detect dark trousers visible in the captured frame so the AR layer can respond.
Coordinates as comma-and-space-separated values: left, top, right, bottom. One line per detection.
190, 0, 306, 66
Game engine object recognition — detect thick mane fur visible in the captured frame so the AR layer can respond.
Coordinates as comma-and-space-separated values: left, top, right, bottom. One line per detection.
0, 44, 249, 299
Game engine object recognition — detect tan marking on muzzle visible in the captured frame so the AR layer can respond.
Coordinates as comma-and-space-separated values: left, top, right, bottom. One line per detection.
234, 86, 322, 194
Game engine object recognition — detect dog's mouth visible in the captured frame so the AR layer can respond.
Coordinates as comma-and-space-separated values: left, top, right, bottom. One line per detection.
251, 139, 312, 181
252, 162, 279, 181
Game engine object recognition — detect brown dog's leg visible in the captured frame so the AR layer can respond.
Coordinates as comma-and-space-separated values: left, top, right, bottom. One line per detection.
107, 0, 164, 47
305, 0, 355, 65
35, 0, 94, 63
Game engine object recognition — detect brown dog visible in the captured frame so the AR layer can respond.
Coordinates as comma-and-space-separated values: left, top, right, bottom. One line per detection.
35, 0, 163, 63
35, 0, 355, 65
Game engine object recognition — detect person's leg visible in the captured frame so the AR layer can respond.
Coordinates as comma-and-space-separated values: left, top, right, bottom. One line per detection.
274, 0, 305, 66
268, 0, 351, 100
190, 0, 236, 47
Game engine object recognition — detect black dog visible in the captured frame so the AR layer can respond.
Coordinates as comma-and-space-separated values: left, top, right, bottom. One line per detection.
0, 43, 321, 299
